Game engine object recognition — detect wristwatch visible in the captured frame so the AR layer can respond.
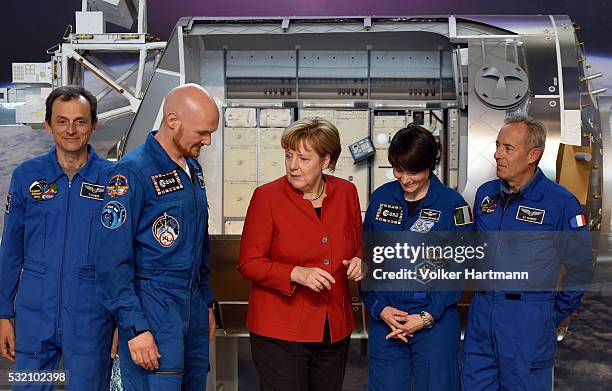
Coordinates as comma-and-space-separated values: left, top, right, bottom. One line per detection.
419, 311, 434, 329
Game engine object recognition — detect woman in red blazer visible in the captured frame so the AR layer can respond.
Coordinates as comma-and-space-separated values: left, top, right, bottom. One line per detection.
238, 118, 363, 391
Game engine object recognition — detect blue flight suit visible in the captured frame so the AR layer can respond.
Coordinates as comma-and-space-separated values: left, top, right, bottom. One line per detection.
461, 168, 592, 391
94, 131, 215, 391
361, 174, 473, 391
0, 146, 114, 390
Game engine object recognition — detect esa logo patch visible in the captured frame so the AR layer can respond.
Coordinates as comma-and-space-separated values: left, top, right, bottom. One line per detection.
152, 212, 180, 247
419, 209, 441, 222
80, 182, 105, 200
375, 203, 403, 224
150, 170, 184, 196
410, 219, 435, 233
516, 205, 545, 224
101, 201, 127, 229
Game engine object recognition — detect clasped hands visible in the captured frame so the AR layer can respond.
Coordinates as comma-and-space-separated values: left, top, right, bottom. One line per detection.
379, 306, 433, 343
290, 257, 364, 292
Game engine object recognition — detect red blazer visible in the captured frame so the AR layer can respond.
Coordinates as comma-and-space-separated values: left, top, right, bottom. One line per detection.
238, 175, 363, 343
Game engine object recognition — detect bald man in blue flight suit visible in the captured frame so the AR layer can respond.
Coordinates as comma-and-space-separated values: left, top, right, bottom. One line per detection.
94, 84, 218, 391
461, 115, 593, 390
361, 125, 473, 390
0, 86, 116, 390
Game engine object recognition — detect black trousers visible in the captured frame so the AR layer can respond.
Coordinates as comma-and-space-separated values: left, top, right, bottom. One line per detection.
249, 319, 351, 391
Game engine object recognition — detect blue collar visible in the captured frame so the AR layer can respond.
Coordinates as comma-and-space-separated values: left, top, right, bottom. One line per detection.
45, 144, 100, 183
391, 173, 443, 207
145, 130, 202, 177
499, 168, 546, 202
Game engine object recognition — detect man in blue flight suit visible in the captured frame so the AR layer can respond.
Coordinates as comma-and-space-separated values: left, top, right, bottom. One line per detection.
0, 86, 117, 390
361, 125, 473, 390
461, 115, 592, 390
95, 84, 218, 390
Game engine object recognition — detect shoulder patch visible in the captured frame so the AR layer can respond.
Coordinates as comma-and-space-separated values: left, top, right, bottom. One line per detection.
80, 182, 105, 201
375, 203, 403, 225
197, 172, 206, 189
569, 214, 587, 229
107, 174, 129, 197
480, 195, 499, 214
454, 205, 474, 226
420, 209, 441, 222
150, 170, 184, 196
5, 193, 11, 214
516, 205, 545, 224
101, 201, 127, 229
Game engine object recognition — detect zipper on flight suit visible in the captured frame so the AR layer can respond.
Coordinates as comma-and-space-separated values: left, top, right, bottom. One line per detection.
185, 163, 198, 328
57, 178, 71, 336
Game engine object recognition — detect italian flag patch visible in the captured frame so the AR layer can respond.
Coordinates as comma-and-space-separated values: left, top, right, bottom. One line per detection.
454, 205, 474, 226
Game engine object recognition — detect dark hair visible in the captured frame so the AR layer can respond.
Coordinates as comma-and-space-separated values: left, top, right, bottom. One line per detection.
388, 124, 440, 173
45, 85, 98, 124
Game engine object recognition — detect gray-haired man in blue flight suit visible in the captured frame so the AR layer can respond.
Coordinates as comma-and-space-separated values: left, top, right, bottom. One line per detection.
94, 84, 218, 390
0, 86, 117, 390
461, 115, 593, 390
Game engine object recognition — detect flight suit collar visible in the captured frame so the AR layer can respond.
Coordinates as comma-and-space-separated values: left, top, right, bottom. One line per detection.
391, 173, 443, 209
498, 168, 545, 202
45, 144, 100, 183
146, 131, 182, 172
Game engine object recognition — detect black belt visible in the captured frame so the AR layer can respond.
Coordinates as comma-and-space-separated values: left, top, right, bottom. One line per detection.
478, 291, 522, 301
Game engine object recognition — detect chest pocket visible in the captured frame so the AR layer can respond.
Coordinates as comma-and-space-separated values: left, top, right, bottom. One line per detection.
147, 202, 188, 269
23, 207, 47, 262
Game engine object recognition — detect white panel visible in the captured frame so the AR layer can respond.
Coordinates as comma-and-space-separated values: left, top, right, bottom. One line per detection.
333, 157, 368, 211
299, 109, 335, 122
224, 108, 257, 127
223, 182, 257, 218
298, 51, 368, 78
260, 127, 284, 147
198, 50, 225, 235
12, 63, 52, 84
260, 109, 292, 128
259, 147, 285, 183
335, 110, 369, 157
226, 51, 296, 78
224, 127, 257, 146
373, 166, 396, 190
224, 220, 245, 235
562, 109, 582, 146
224, 146, 256, 181
76, 11, 105, 34
373, 115, 407, 129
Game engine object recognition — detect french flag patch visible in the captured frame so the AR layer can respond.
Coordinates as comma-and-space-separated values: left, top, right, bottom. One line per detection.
569, 214, 586, 228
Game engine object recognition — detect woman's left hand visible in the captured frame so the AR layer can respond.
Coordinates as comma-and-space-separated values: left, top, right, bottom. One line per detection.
342, 257, 364, 281
385, 314, 428, 340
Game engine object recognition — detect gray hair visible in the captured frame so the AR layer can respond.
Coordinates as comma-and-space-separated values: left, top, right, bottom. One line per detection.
504, 114, 547, 153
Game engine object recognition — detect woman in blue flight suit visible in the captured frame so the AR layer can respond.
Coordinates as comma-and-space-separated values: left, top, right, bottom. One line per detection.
361, 124, 473, 390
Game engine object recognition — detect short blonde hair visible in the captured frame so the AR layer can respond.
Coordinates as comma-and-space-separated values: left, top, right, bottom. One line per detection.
281, 118, 342, 171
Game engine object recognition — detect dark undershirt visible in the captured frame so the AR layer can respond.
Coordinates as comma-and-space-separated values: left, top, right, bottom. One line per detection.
405, 200, 420, 215
314, 206, 322, 220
